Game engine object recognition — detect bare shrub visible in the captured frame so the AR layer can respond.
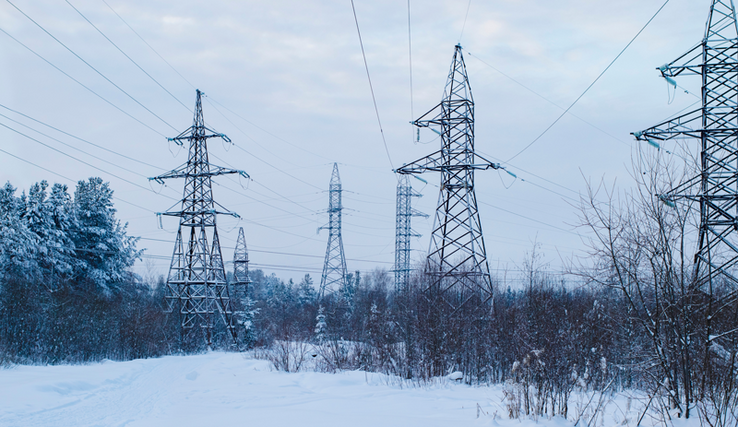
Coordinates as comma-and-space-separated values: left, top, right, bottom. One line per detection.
315, 338, 359, 373
254, 340, 309, 373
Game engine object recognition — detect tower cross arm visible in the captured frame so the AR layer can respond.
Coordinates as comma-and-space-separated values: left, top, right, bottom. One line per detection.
657, 42, 706, 77
158, 208, 240, 218
167, 126, 232, 146
632, 108, 708, 142
410, 208, 429, 218
149, 165, 249, 183
395, 150, 501, 174
411, 99, 473, 129
412, 103, 445, 128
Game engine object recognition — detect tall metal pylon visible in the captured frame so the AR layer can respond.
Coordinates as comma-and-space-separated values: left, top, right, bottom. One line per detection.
394, 174, 428, 291
319, 163, 348, 298
233, 226, 251, 288
634, 0, 738, 288
151, 89, 249, 347
396, 44, 500, 309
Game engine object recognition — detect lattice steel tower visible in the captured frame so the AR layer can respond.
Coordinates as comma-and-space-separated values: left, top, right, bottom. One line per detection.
396, 44, 499, 309
634, 0, 738, 288
152, 89, 248, 347
394, 174, 428, 291
233, 226, 251, 288
319, 163, 348, 298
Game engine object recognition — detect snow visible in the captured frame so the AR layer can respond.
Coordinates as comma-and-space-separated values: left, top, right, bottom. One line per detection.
0, 352, 701, 427
447, 371, 464, 381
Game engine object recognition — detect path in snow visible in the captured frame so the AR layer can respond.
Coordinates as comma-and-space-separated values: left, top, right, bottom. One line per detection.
0, 352, 633, 427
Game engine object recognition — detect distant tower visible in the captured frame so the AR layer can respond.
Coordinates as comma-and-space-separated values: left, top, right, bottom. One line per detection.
394, 174, 428, 291
233, 227, 251, 288
319, 163, 348, 298
151, 89, 249, 347
396, 44, 499, 309
634, 0, 738, 288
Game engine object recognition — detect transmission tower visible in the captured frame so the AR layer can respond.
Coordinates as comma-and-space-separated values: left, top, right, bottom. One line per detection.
319, 163, 348, 298
634, 0, 738, 288
233, 226, 251, 288
396, 44, 500, 309
394, 174, 428, 291
151, 89, 249, 347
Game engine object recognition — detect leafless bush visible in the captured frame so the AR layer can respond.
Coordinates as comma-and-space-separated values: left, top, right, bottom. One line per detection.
254, 340, 309, 372
698, 346, 738, 427
315, 338, 360, 373
503, 379, 523, 419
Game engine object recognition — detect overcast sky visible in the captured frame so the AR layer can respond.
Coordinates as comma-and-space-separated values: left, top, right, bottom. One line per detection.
0, 0, 710, 286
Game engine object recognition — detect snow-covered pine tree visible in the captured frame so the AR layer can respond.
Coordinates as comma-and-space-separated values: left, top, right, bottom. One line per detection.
20, 181, 76, 283
315, 305, 327, 344
297, 274, 316, 305
237, 296, 259, 349
71, 178, 140, 292
0, 182, 37, 277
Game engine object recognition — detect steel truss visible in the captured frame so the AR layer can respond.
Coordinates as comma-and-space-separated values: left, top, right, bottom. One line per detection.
397, 44, 499, 310
319, 163, 348, 298
634, 0, 738, 288
394, 174, 428, 291
233, 226, 251, 286
152, 89, 249, 347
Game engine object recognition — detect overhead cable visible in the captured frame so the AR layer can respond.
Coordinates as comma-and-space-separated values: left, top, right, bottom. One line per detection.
349, 0, 395, 171
64, 0, 191, 112
6, 0, 178, 132
0, 25, 167, 138
504, 0, 671, 162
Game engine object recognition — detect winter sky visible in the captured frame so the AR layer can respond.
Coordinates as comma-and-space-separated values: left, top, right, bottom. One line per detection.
0, 0, 710, 284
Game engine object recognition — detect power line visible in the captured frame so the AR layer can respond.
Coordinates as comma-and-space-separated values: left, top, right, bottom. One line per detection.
138, 236, 393, 265
204, 103, 323, 191
479, 200, 580, 237
0, 119, 177, 201
0, 146, 73, 182
203, 98, 301, 170
465, 51, 631, 148
0, 111, 148, 180
100, 0, 196, 90
417, 176, 581, 238
504, 0, 671, 162
64, 0, 191, 112
349, 0, 394, 171
476, 149, 581, 201
206, 96, 334, 163
0, 145, 152, 213
407, 0, 414, 135
6, 0, 178, 132
0, 103, 165, 171
458, 0, 473, 43
209, 152, 320, 217
0, 25, 167, 138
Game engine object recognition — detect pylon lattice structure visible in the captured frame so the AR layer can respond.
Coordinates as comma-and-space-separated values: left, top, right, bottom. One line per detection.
233, 227, 251, 288
152, 89, 249, 347
634, 0, 738, 288
396, 44, 499, 310
319, 163, 348, 298
394, 174, 428, 291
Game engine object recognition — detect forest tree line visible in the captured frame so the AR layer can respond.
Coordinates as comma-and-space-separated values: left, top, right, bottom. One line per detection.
0, 170, 737, 424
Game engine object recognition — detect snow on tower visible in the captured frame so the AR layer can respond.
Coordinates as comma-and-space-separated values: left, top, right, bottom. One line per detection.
319, 163, 348, 298
394, 174, 428, 291
151, 89, 249, 347
634, 0, 738, 288
396, 44, 499, 310
233, 226, 251, 288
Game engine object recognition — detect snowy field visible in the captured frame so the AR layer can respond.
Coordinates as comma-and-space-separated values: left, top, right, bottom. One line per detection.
0, 352, 696, 427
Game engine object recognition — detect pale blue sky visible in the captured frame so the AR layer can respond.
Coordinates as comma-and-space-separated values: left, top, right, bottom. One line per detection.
0, 0, 710, 284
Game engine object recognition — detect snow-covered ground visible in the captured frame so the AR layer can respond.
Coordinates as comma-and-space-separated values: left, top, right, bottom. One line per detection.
0, 352, 695, 427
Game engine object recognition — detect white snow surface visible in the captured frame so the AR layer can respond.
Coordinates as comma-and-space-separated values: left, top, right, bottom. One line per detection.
0, 352, 698, 427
